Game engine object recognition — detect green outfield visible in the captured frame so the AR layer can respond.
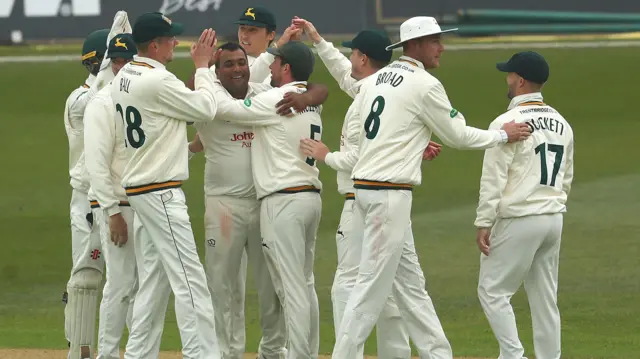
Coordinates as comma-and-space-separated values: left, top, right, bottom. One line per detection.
1, 44, 639, 359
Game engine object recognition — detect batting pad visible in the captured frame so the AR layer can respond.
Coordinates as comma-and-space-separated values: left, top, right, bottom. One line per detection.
66, 268, 102, 359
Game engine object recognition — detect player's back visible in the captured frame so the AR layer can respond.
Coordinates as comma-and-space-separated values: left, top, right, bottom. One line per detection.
111, 57, 191, 189
351, 57, 436, 187
252, 83, 323, 199
498, 102, 574, 218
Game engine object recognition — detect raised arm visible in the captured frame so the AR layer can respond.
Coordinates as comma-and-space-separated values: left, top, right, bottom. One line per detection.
275, 83, 329, 115
294, 17, 358, 98
420, 83, 530, 150
215, 87, 283, 126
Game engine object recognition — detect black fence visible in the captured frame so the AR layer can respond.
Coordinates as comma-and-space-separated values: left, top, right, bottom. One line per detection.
2, 0, 640, 41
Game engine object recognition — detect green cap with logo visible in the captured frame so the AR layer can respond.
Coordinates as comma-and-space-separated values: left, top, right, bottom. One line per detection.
82, 28, 109, 61
342, 29, 392, 63
235, 6, 276, 30
496, 51, 550, 85
132, 12, 184, 44
267, 41, 315, 81
107, 33, 137, 60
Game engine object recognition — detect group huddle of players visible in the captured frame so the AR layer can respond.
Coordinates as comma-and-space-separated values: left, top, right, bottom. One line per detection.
62, 5, 573, 359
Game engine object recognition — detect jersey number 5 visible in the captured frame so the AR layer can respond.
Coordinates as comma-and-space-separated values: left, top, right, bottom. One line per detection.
306, 124, 321, 166
535, 143, 564, 186
364, 96, 385, 140
116, 104, 146, 149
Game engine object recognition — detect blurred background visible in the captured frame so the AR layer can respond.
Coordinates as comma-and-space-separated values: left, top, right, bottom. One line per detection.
3, 0, 640, 44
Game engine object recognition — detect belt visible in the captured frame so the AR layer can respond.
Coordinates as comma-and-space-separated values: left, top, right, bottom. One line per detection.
276, 185, 320, 195
353, 179, 413, 191
345, 193, 355, 201
89, 200, 130, 209
125, 181, 182, 196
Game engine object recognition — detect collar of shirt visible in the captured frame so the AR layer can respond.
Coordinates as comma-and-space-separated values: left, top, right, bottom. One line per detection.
281, 80, 308, 88
85, 73, 97, 87
507, 92, 544, 111
398, 56, 425, 70
133, 55, 166, 70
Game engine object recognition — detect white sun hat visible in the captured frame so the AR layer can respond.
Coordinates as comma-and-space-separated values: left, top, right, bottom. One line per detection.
386, 16, 458, 50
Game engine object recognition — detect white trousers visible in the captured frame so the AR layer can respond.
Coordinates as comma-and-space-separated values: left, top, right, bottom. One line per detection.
124, 187, 220, 359
333, 189, 452, 359
332, 197, 411, 359
94, 206, 142, 359
65, 189, 104, 345
478, 213, 563, 359
204, 195, 286, 359
260, 191, 321, 359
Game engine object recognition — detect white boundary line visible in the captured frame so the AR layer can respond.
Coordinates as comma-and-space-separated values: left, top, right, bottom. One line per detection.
1, 40, 640, 63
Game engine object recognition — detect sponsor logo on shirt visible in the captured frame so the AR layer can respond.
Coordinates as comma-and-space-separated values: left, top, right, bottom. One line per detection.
231, 131, 254, 148
450, 108, 458, 118
244, 98, 252, 107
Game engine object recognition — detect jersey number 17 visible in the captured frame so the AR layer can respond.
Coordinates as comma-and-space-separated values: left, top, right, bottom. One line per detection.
535, 142, 564, 186
116, 104, 146, 149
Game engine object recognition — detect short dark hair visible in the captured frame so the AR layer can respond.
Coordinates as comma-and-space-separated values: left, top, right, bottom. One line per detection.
215, 42, 248, 68
369, 57, 389, 71
277, 56, 310, 82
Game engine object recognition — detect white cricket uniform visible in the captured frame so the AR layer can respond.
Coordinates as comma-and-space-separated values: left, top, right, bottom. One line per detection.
215, 81, 322, 359
332, 56, 509, 359
84, 85, 145, 359
314, 39, 410, 359
63, 74, 105, 357
475, 93, 574, 359
194, 80, 285, 359
110, 55, 221, 359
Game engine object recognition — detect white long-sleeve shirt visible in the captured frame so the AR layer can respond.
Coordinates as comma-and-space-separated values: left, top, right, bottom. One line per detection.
215, 81, 323, 200
64, 74, 95, 193
351, 56, 508, 188
110, 56, 218, 192
194, 81, 271, 198
314, 39, 363, 195
85, 85, 131, 216
474, 92, 574, 228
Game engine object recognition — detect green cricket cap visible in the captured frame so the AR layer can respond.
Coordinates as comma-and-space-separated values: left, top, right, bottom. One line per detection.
267, 41, 315, 81
82, 28, 109, 61
132, 12, 184, 44
107, 33, 137, 60
496, 51, 550, 84
235, 6, 276, 30
342, 29, 392, 63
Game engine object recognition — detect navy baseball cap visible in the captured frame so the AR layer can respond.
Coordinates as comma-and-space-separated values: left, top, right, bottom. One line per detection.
342, 29, 392, 63
496, 51, 550, 84
107, 33, 137, 60
235, 6, 276, 30
267, 41, 315, 81
133, 12, 184, 44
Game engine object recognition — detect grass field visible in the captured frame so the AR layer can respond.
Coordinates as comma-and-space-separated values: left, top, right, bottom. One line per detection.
0, 43, 639, 359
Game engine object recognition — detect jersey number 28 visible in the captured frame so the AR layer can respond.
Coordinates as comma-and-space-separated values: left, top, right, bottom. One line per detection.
116, 104, 146, 149
364, 96, 385, 140
535, 142, 564, 186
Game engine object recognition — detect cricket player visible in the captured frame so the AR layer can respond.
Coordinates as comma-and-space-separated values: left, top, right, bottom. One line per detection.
211, 41, 326, 359
188, 41, 329, 359
63, 12, 131, 359
475, 51, 574, 359
184, 8, 300, 357
84, 33, 143, 359
110, 12, 221, 359
330, 16, 533, 359
291, 18, 412, 358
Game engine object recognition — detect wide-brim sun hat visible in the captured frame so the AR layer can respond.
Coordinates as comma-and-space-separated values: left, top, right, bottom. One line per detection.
386, 16, 457, 50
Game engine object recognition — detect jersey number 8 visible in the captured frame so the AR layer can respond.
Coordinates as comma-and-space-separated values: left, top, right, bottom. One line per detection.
116, 104, 146, 149
364, 96, 385, 140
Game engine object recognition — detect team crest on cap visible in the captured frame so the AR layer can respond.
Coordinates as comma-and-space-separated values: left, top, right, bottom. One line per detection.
162, 14, 172, 25
245, 7, 256, 20
115, 37, 128, 50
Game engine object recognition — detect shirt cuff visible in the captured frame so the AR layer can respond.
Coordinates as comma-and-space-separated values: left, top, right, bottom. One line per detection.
195, 67, 210, 75
498, 130, 508, 143
105, 205, 121, 217
324, 152, 337, 170
314, 38, 329, 50
188, 149, 196, 160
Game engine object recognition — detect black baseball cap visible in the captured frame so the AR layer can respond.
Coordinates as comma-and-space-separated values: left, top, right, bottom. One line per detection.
496, 51, 550, 84
235, 6, 276, 30
107, 33, 137, 60
132, 12, 184, 44
267, 41, 315, 81
342, 29, 392, 63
